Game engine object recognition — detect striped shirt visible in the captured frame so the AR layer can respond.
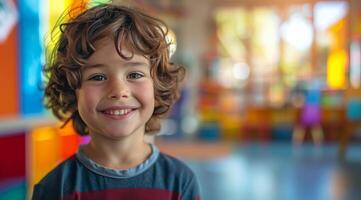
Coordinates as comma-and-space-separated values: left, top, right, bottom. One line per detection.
32, 144, 200, 200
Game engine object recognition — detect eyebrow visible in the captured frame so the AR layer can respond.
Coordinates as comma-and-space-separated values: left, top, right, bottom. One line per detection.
123, 61, 149, 67
83, 61, 149, 71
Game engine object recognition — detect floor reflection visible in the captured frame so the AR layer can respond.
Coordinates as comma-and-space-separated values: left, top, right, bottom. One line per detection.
177, 142, 361, 200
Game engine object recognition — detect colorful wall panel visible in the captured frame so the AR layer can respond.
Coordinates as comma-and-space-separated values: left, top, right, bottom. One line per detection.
0, 181, 26, 200
18, 0, 44, 116
0, 0, 19, 116
29, 124, 81, 193
0, 131, 26, 200
57, 122, 81, 160
0, 132, 26, 181
29, 126, 60, 188
47, 0, 89, 51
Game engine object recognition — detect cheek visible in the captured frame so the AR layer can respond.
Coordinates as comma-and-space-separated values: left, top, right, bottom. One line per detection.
137, 81, 155, 107
76, 87, 100, 110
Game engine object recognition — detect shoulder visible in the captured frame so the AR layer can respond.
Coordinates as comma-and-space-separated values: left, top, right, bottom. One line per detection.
32, 155, 79, 199
155, 152, 201, 200
155, 152, 199, 190
37, 155, 79, 184
156, 152, 196, 178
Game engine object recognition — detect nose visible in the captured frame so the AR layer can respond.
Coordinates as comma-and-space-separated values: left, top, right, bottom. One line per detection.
107, 78, 130, 99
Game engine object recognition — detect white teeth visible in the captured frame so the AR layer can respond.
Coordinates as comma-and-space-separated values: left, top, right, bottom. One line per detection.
105, 109, 131, 116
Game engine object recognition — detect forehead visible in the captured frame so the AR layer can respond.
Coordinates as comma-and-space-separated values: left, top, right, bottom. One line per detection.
86, 38, 149, 65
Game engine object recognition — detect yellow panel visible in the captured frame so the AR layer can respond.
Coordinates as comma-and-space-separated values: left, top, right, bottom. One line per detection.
327, 49, 347, 89
47, 0, 90, 54
49, 0, 89, 27
47, 0, 66, 54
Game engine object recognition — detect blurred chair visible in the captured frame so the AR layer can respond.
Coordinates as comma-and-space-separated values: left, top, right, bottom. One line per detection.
339, 87, 361, 160
198, 108, 221, 141
198, 121, 221, 141
321, 106, 345, 142
320, 90, 345, 142
270, 107, 298, 141
220, 114, 242, 140
240, 106, 271, 142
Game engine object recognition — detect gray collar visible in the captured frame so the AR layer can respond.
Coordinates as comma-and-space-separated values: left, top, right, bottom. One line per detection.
76, 143, 159, 179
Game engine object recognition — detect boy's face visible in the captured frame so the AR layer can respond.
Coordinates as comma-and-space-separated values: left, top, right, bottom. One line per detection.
76, 38, 155, 140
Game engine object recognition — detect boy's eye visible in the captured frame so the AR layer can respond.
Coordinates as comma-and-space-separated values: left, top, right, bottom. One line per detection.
88, 74, 106, 81
127, 72, 144, 80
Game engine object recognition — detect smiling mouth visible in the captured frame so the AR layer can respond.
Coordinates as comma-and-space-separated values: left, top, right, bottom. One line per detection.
101, 109, 134, 116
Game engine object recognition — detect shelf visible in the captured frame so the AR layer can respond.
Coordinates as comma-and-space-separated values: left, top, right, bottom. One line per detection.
0, 115, 57, 136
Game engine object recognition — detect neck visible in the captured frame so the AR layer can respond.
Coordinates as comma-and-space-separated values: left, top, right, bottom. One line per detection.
84, 133, 151, 170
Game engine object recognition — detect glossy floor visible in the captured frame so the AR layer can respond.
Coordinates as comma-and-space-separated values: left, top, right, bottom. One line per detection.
182, 142, 361, 200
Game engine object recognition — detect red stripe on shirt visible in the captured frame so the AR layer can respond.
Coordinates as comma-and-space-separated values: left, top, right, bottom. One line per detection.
63, 188, 181, 200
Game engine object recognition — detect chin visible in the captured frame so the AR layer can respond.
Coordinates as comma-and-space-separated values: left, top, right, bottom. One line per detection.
105, 131, 133, 138
104, 127, 142, 139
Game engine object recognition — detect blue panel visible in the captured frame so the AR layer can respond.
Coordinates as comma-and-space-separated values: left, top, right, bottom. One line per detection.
198, 122, 221, 141
347, 99, 361, 121
0, 178, 26, 200
18, 0, 44, 116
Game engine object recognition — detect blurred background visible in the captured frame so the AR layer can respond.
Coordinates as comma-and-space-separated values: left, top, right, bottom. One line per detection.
1, 0, 361, 199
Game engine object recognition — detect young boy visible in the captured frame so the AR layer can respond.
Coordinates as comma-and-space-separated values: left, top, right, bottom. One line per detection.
32, 4, 200, 200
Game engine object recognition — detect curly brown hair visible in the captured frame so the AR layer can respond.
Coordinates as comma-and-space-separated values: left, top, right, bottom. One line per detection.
44, 4, 185, 135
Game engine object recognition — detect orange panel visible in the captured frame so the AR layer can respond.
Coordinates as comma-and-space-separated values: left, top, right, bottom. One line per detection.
57, 121, 80, 160
29, 127, 60, 187
69, 0, 89, 16
0, 25, 19, 116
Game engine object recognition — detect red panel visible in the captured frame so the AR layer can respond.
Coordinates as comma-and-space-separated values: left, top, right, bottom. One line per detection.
59, 133, 80, 160
0, 132, 26, 180
57, 122, 80, 160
